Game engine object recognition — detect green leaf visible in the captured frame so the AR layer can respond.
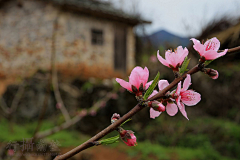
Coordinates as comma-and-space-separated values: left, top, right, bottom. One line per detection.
99, 135, 119, 145
204, 60, 213, 66
120, 118, 132, 126
143, 72, 160, 100
179, 57, 191, 74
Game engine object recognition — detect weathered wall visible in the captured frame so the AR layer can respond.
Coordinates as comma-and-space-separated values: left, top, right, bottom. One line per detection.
0, 0, 135, 81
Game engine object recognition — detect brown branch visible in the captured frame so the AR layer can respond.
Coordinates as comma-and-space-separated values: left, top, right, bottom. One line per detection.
54, 47, 236, 160
54, 104, 143, 160
218, 46, 240, 53
0, 97, 10, 114
35, 115, 82, 139
10, 81, 26, 113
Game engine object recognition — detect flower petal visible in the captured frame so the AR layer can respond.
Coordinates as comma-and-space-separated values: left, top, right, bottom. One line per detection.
166, 102, 178, 116
150, 107, 161, 119
129, 66, 143, 89
176, 81, 181, 96
157, 50, 170, 67
181, 90, 201, 106
190, 38, 205, 56
139, 67, 149, 87
148, 90, 158, 99
158, 80, 169, 91
182, 74, 191, 91
116, 78, 132, 92
204, 37, 220, 51
178, 47, 189, 65
178, 102, 189, 120
145, 80, 153, 90
177, 97, 188, 120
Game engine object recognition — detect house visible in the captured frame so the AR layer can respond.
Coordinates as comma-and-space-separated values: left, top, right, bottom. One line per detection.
0, 0, 150, 80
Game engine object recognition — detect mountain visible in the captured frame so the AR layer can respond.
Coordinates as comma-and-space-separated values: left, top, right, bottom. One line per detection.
142, 30, 190, 48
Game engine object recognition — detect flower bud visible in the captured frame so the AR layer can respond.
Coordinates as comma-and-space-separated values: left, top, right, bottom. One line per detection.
204, 68, 219, 79
79, 109, 87, 117
148, 101, 166, 112
118, 128, 137, 146
111, 113, 120, 123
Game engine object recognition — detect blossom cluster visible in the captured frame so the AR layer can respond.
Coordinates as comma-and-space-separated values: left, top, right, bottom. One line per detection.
115, 37, 227, 146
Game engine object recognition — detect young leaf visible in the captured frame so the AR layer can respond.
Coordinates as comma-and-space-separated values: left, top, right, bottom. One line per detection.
143, 72, 160, 100
99, 135, 119, 145
120, 118, 132, 126
179, 57, 190, 74
204, 60, 213, 66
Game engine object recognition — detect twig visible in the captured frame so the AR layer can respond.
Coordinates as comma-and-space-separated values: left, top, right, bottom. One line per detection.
51, 10, 71, 122
54, 47, 237, 160
218, 46, 240, 53
35, 92, 115, 139
54, 104, 143, 160
0, 97, 10, 114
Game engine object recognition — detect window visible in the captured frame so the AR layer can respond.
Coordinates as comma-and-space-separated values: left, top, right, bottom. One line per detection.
91, 29, 103, 45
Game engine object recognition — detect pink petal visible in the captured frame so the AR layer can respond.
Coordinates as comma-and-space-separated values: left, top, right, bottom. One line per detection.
178, 47, 189, 65
182, 74, 191, 91
177, 97, 189, 120
150, 108, 161, 119
167, 51, 178, 67
157, 50, 170, 67
181, 90, 201, 106
145, 80, 153, 90
204, 37, 220, 51
190, 38, 205, 56
179, 102, 189, 120
212, 70, 219, 79
148, 90, 158, 99
176, 81, 181, 96
129, 66, 142, 89
166, 102, 178, 116
139, 67, 149, 87
158, 80, 169, 91
116, 78, 132, 92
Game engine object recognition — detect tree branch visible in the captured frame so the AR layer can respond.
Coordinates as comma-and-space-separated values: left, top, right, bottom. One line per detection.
35, 92, 115, 139
54, 46, 238, 160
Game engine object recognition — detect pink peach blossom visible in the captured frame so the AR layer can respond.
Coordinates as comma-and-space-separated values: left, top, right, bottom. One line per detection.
175, 74, 201, 120
157, 46, 188, 69
191, 37, 228, 61
116, 66, 152, 94
158, 80, 178, 116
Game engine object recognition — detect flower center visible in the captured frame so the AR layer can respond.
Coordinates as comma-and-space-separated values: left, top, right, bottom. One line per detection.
205, 40, 216, 51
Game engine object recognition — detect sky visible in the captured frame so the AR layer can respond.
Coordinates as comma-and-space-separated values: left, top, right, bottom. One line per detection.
104, 0, 240, 37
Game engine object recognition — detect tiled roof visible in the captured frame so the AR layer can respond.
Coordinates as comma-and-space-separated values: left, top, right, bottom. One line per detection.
50, 0, 151, 25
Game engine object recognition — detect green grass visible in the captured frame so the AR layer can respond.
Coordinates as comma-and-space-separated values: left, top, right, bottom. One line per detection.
125, 141, 234, 160
0, 119, 89, 147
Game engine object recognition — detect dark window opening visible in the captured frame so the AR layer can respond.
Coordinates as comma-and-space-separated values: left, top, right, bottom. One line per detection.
91, 29, 103, 45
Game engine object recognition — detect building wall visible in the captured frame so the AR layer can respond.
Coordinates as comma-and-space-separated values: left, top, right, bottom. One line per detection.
0, 0, 135, 80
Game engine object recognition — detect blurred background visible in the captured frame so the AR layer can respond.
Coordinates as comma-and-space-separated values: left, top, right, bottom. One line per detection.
0, 0, 240, 159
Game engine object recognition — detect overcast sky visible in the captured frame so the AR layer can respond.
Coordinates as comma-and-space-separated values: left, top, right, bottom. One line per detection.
105, 0, 240, 37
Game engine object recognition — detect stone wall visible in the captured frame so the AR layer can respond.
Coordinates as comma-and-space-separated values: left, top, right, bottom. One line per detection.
0, 0, 136, 81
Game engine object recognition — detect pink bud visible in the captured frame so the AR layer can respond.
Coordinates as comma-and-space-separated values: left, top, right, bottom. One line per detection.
100, 101, 106, 108
149, 101, 166, 112
56, 103, 61, 109
90, 110, 97, 116
79, 109, 87, 117
119, 129, 137, 146
111, 113, 120, 123
204, 68, 219, 79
